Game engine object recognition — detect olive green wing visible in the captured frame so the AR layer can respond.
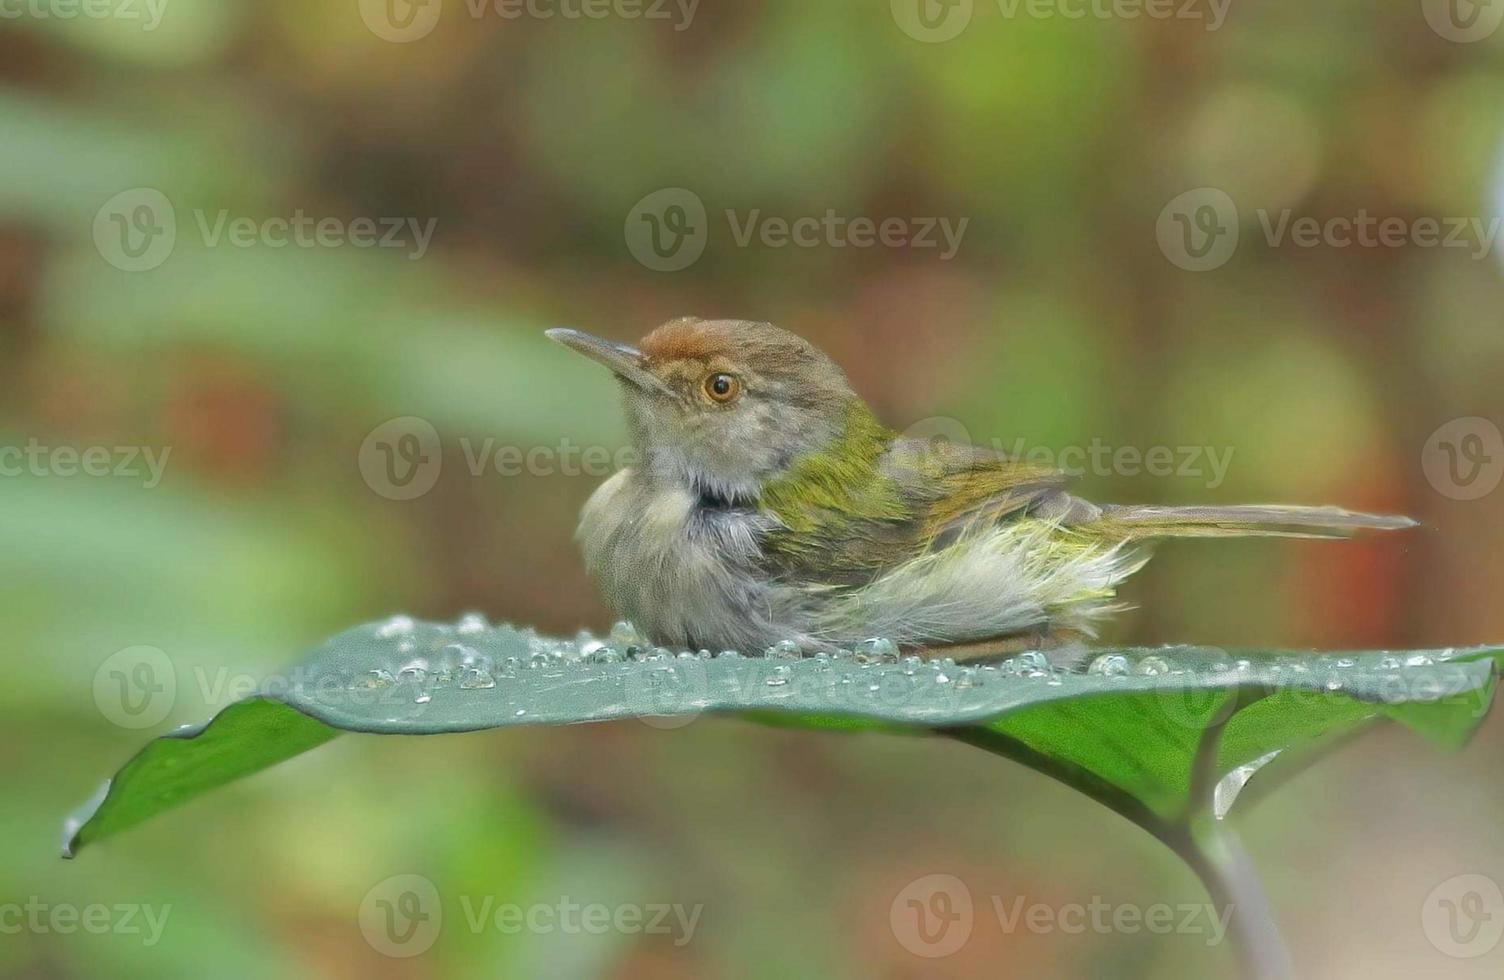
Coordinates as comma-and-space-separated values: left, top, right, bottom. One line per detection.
758, 437, 1081, 587
883, 437, 1092, 540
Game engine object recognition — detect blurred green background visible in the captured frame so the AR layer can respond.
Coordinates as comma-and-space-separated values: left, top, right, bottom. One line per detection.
4, 0, 1504, 976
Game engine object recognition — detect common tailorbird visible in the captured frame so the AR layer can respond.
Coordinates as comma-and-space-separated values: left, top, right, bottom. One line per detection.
547, 318, 1413, 661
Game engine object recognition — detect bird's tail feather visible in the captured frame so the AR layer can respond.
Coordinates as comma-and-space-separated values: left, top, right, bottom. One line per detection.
1094, 504, 1417, 540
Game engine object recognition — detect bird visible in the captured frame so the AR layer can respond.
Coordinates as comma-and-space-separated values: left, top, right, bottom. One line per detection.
547, 318, 1414, 661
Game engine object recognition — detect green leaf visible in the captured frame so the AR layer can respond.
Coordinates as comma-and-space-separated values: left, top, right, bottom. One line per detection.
64, 699, 338, 857
63, 619, 1504, 857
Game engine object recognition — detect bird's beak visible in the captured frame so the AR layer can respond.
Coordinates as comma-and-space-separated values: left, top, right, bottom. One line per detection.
546, 328, 675, 397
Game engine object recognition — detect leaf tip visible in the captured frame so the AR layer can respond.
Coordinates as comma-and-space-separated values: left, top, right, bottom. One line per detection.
60, 780, 111, 860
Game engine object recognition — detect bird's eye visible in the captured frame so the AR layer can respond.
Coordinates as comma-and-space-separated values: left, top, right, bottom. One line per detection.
702, 372, 741, 403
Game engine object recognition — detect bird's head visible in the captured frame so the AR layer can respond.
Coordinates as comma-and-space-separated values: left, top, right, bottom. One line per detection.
547, 318, 862, 502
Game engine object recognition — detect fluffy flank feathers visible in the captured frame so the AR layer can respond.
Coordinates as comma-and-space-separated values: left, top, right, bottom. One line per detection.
808, 518, 1148, 646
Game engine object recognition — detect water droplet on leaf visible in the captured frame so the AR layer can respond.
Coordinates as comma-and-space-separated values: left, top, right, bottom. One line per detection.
376, 615, 416, 639
1087, 654, 1130, 677
1134, 656, 1171, 676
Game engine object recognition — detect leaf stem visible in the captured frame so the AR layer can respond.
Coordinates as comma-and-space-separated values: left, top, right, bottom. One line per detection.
947, 689, 1294, 980
1159, 822, 1293, 980
1172, 689, 1293, 980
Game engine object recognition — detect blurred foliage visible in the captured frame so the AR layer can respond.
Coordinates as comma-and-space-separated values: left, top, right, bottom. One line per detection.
3, 1, 1504, 977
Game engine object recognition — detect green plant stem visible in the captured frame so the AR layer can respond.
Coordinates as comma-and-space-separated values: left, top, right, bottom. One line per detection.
1174, 691, 1293, 980
947, 690, 1294, 980
1157, 821, 1292, 980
